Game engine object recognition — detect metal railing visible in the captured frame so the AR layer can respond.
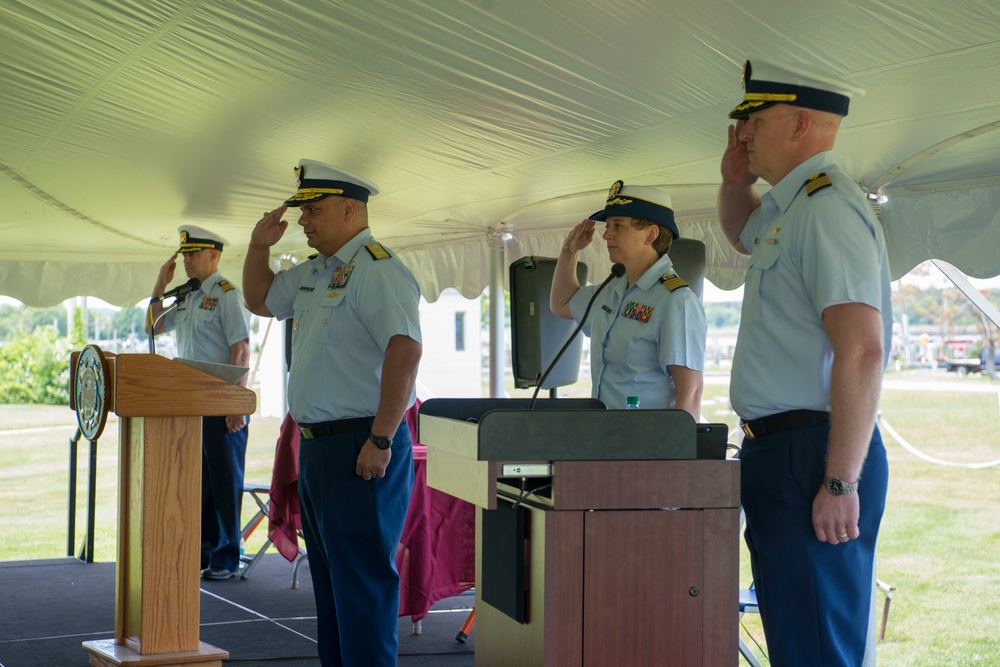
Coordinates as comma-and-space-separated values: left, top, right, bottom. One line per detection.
67, 426, 97, 563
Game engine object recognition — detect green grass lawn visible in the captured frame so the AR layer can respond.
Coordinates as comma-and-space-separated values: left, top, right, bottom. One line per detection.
0, 406, 284, 563
1, 379, 999, 665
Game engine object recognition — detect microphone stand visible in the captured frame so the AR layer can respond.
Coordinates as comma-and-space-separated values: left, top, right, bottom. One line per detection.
146, 296, 186, 354
528, 263, 625, 409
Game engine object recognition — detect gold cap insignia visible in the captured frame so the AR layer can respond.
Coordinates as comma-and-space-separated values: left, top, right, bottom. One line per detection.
607, 180, 624, 201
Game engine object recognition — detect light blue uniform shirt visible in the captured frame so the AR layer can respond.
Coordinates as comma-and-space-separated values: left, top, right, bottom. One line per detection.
265, 230, 422, 424
731, 151, 893, 420
570, 254, 706, 410
163, 270, 250, 364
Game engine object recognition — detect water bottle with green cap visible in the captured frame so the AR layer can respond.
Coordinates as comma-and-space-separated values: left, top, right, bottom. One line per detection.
626, 396, 640, 410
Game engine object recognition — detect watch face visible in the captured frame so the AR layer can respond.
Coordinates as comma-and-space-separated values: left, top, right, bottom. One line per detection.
825, 476, 856, 495
370, 434, 392, 450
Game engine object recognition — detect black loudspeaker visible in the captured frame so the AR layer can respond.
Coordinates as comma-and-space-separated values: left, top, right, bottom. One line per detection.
509, 256, 589, 389
481, 499, 526, 623
667, 238, 706, 300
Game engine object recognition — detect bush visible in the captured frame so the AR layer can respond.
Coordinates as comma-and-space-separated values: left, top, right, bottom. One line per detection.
0, 326, 71, 404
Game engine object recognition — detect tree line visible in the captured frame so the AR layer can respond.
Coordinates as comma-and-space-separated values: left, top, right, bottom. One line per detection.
0, 304, 147, 405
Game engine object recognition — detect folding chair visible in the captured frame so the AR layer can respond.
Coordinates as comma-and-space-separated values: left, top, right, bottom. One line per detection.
739, 585, 764, 666
239, 482, 308, 587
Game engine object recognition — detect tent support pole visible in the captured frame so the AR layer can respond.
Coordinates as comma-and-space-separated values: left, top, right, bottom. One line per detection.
488, 231, 506, 398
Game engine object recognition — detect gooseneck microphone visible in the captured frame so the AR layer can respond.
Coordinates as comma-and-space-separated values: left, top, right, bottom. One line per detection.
147, 277, 201, 353
150, 277, 201, 303
528, 263, 626, 409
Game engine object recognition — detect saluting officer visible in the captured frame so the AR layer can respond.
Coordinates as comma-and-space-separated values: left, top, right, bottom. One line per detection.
550, 181, 706, 419
718, 58, 892, 666
242, 159, 422, 667
147, 225, 251, 581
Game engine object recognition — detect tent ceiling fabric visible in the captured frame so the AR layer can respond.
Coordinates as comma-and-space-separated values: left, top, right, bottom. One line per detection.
1, 0, 999, 307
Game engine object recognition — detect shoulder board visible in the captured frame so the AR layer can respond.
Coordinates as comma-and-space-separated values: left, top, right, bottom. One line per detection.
660, 273, 688, 292
308, 253, 319, 260
365, 242, 392, 260
805, 172, 833, 197
218, 279, 235, 292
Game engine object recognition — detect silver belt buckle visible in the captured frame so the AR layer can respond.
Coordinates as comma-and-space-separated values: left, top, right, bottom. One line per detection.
299, 426, 314, 440
740, 422, 755, 440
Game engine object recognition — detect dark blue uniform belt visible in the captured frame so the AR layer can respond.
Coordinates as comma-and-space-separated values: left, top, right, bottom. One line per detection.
298, 418, 371, 440
740, 409, 829, 441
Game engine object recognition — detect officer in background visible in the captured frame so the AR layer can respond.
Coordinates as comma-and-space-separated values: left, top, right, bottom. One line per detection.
550, 181, 705, 418
718, 58, 892, 665
242, 159, 422, 667
147, 225, 251, 581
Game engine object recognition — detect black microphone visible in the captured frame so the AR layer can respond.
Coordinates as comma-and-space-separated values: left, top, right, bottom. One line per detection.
151, 277, 201, 303
529, 263, 626, 408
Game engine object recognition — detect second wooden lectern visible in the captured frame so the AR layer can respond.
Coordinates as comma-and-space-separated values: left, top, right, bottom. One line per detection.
72, 350, 256, 667
419, 398, 740, 667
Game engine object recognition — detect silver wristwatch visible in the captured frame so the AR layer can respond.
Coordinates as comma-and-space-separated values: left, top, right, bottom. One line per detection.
823, 476, 858, 496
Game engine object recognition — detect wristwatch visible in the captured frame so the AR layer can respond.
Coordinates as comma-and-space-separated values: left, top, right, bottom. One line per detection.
369, 434, 392, 450
823, 476, 858, 496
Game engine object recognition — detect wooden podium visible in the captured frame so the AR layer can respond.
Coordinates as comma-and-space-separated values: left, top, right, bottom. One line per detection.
419, 398, 741, 667
71, 350, 256, 667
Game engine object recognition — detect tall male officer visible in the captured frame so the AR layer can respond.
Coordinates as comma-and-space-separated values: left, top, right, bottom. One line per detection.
717, 58, 892, 666
147, 225, 251, 580
242, 159, 422, 667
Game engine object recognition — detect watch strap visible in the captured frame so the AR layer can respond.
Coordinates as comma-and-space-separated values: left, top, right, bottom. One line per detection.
369, 433, 392, 450
823, 476, 858, 495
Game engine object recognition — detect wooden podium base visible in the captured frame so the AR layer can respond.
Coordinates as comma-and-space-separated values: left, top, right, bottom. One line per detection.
83, 639, 228, 667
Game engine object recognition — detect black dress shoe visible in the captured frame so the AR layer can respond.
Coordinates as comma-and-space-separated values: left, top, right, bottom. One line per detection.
201, 567, 237, 580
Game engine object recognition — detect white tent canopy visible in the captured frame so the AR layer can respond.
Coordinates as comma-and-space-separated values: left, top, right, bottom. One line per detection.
2, 0, 999, 307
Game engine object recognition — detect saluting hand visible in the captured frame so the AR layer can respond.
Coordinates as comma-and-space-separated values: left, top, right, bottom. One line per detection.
250, 206, 289, 248
154, 254, 178, 295
562, 219, 596, 255
720, 121, 758, 187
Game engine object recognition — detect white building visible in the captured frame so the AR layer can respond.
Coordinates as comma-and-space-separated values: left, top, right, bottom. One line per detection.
258, 289, 483, 417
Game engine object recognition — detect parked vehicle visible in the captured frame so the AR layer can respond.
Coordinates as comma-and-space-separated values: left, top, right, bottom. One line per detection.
944, 349, 1000, 375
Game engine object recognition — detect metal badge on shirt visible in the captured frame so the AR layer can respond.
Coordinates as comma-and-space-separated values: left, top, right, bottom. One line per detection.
621, 301, 653, 323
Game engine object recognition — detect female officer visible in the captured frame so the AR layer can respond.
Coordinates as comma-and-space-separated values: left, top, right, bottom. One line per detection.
550, 180, 706, 419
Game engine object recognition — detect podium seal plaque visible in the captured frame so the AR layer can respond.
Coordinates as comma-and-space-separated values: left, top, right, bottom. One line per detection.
75, 344, 110, 440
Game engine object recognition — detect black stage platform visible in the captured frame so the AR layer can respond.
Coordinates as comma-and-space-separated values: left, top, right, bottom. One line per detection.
0, 554, 474, 667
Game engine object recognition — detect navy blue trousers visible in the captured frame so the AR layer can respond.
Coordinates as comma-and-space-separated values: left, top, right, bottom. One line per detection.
298, 421, 414, 667
201, 415, 248, 573
740, 421, 888, 667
